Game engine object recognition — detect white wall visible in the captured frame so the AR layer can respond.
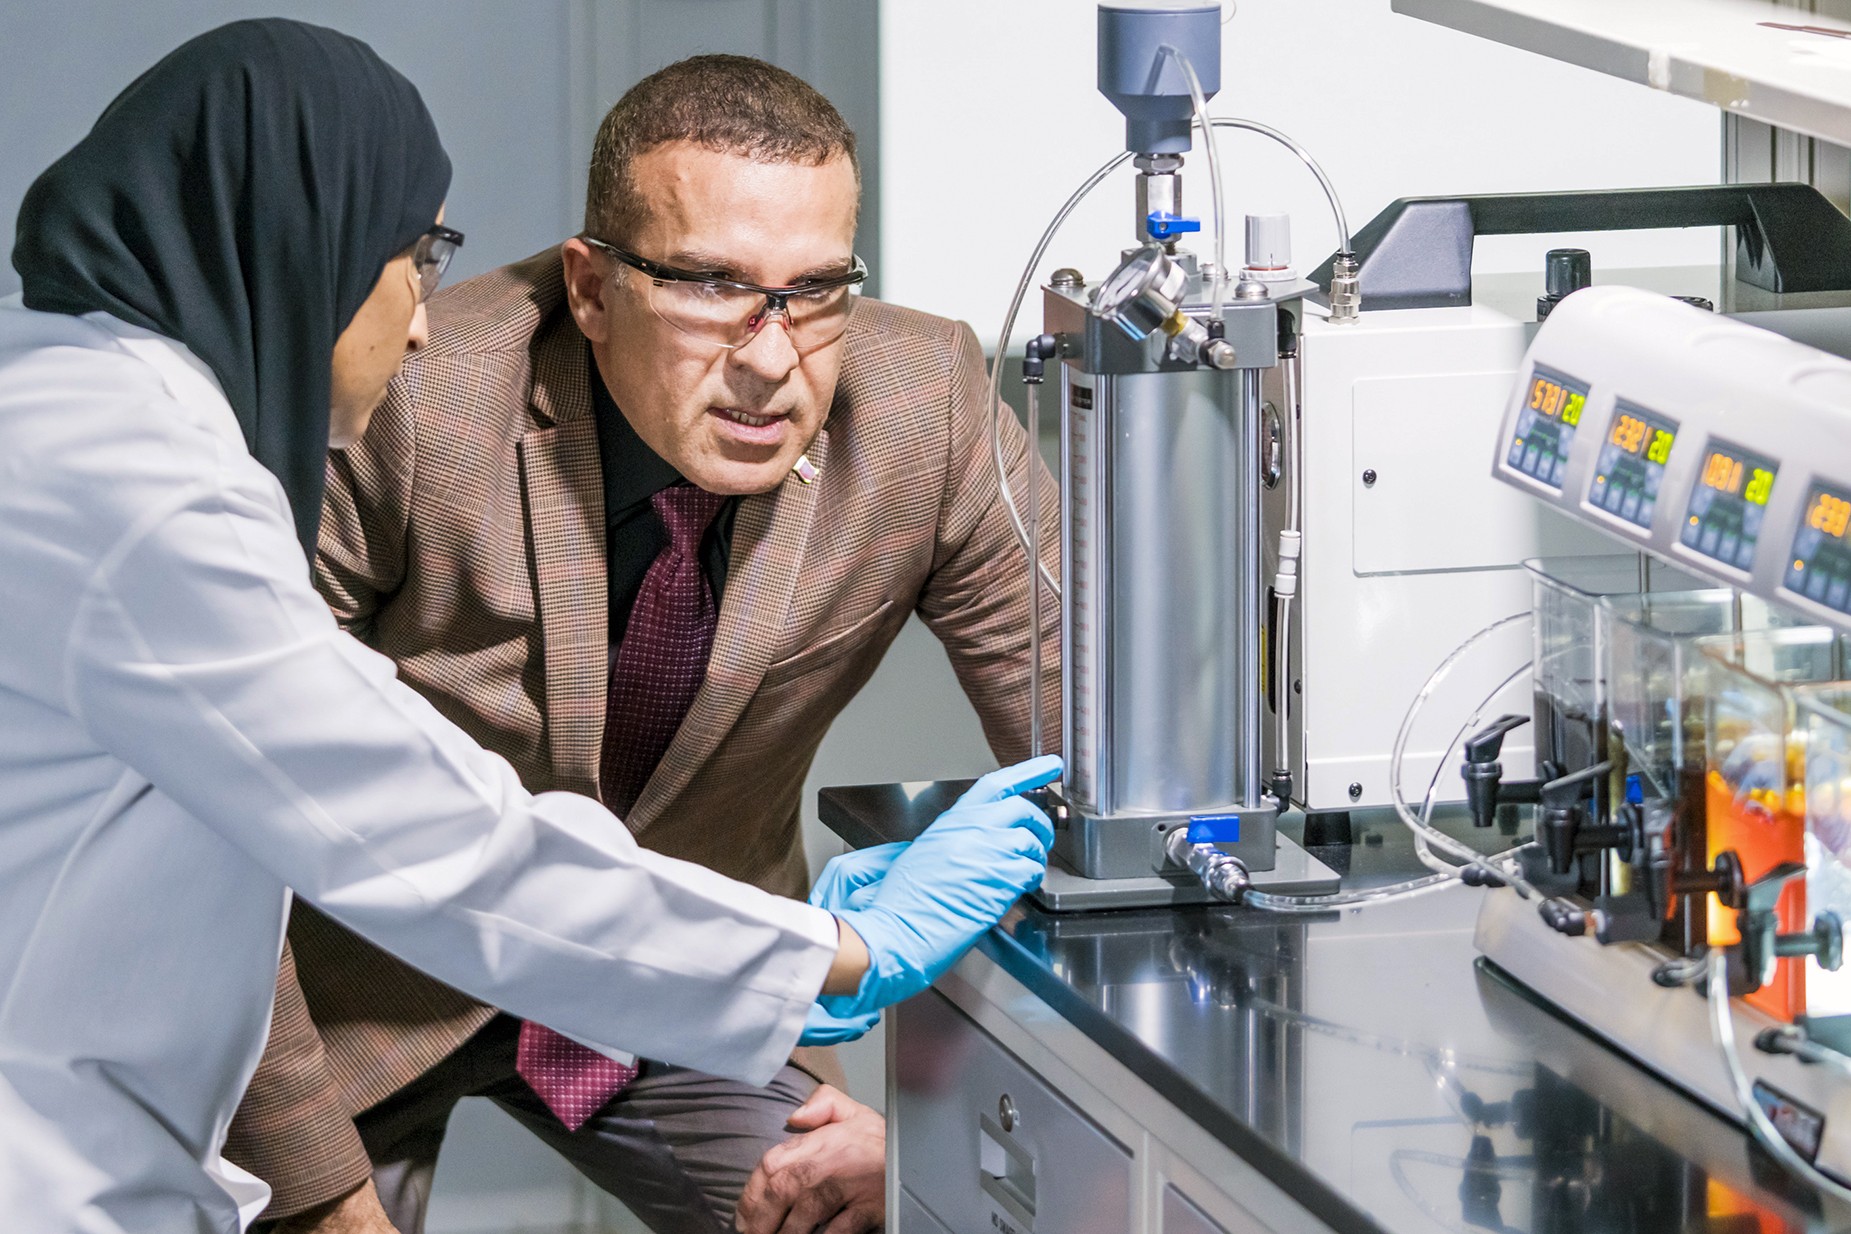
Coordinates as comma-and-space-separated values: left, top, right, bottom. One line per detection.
880, 0, 1724, 346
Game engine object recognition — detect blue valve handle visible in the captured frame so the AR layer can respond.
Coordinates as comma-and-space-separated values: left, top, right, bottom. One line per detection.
1146, 210, 1201, 240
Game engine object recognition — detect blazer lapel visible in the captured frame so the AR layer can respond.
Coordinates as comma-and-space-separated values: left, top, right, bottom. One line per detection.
624, 427, 831, 832
518, 318, 607, 799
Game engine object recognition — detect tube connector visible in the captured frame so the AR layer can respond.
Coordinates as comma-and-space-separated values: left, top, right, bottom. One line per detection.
1022, 333, 1059, 384
1273, 529, 1301, 597
1328, 252, 1360, 323
1165, 827, 1252, 903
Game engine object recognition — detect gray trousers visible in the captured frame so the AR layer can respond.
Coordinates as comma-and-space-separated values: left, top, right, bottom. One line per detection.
355, 1014, 817, 1234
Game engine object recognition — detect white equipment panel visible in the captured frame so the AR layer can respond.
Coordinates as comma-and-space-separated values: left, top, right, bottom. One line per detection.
1495, 285, 1851, 633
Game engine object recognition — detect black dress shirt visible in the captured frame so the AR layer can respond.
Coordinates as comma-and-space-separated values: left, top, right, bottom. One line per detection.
590, 351, 737, 647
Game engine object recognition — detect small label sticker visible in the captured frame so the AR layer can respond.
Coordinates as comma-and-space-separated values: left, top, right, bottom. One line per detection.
1753, 1080, 1825, 1162
792, 454, 818, 485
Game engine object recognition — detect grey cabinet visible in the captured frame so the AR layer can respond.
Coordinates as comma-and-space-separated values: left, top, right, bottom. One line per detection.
894, 991, 1134, 1234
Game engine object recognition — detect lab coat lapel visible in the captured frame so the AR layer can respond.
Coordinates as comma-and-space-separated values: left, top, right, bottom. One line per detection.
624, 428, 831, 833
519, 322, 607, 800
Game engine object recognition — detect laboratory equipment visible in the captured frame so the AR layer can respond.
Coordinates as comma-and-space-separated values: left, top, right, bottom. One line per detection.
1007, 0, 1348, 908
1476, 283, 1851, 1183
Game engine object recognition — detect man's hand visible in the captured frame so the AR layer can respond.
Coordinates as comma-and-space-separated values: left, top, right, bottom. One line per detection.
270, 1179, 399, 1234
735, 1085, 884, 1234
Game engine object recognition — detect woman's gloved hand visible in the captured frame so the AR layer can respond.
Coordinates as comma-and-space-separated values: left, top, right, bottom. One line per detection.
810, 755, 1061, 1033
800, 842, 909, 1045
808, 841, 908, 914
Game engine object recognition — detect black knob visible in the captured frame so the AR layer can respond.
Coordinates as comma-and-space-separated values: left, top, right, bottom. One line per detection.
1538, 249, 1594, 321
1540, 898, 1588, 936
1545, 248, 1592, 298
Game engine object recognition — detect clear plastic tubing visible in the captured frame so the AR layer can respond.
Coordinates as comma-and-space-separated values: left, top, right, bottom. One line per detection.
1390, 612, 1542, 899
1026, 378, 1044, 757
1205, 117, 1351, 256
1162, 45, 1227, 321
987, 150, 1131, 601
1245, 657, 1533, 913
1707, 949, 1851, 1200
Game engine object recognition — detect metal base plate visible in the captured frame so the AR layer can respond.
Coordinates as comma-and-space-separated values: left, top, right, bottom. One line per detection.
1027, 833, 1341, 912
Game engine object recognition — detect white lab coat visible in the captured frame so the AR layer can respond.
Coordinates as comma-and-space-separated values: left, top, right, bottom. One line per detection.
0, 301, 840, 1233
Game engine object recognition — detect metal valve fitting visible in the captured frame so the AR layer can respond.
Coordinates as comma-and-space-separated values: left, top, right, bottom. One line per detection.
1328, 252, 1360, 323
1165, 827, 1251, 903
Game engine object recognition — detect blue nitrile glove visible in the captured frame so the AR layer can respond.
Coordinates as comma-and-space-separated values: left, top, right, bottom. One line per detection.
808, 841, 909, 913
799, 842, 910, 1045
816, 755, 1062, 1026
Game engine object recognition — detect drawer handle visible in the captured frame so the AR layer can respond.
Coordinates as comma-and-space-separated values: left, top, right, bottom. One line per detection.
980, 1111, 1036, 1225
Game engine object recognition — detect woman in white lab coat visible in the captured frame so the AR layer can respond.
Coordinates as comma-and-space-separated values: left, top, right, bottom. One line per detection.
0, 20, 1055, 1233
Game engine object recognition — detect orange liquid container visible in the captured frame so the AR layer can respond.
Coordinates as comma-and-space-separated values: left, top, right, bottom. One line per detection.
1706, 769, 1806, 1020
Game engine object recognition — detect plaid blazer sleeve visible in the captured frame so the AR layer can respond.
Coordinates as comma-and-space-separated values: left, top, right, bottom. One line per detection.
222, 940, 373, 1217
316, 366, 422, 635
915, 321, 1062, 764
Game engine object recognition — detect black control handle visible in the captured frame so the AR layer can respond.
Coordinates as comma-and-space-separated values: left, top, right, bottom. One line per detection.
1310, 183, 1851, 310
1464, 714, 1529, 766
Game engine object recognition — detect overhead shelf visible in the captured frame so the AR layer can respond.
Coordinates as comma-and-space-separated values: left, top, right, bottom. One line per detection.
1393, 0, 1851, 147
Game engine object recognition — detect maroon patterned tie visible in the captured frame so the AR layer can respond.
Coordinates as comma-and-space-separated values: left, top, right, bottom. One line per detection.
516, 483, 727, 1130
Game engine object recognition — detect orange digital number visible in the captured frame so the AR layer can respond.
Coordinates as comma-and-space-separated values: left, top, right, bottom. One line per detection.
1704, 452, 1744, 495
1530, 377, 1565, 419
1611, 414, 1647, 454
1812, 493, 1851, 539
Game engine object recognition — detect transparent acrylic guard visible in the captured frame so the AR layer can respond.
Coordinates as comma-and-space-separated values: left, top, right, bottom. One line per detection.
1701, 628, 1851, 1021
1797, 685, 1851, 1028
1526, 554, 1702, 776
1601, 590, 1803, 952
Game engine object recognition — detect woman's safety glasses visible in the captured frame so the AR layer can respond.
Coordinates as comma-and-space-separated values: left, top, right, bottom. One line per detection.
411, 225, 465, 302
582, 235, 866, 353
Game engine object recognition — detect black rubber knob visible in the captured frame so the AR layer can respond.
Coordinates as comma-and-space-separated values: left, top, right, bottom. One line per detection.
1545, 249, 1592, 298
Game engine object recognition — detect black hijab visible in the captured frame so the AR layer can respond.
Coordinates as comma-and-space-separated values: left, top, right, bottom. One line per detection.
11, 18, 451, 554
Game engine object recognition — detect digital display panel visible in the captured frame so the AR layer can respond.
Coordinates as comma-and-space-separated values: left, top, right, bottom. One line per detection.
1504, 365, 1587, 491
1680, 437, 1777, 572
1587, 400, 1677, 530
1785, 479, 1851, 615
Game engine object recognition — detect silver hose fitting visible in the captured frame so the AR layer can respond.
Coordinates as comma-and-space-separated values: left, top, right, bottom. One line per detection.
1328, 252, 1360, 323
1165, 827, 1252, 903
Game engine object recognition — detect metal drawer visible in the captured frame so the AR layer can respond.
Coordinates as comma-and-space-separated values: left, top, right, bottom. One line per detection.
894, 991, 1134, 1233
1163, 1184, 1233, 1233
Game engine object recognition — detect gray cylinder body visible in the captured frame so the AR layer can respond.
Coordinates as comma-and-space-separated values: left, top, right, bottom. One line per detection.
1096, 1, 1222, 154
1062, 366, 1263, 824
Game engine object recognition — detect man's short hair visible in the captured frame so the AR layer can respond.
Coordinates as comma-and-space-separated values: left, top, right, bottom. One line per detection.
585, 54, 859, 245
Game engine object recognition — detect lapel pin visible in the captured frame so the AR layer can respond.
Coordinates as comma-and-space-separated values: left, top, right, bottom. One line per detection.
793, 454, 819, 485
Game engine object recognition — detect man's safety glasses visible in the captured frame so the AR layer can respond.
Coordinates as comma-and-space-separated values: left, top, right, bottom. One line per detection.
582, 236, 866, 353
411, 225, 465, 302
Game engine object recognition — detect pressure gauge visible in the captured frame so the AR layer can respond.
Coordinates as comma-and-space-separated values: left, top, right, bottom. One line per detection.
1091, 244, 1189, 341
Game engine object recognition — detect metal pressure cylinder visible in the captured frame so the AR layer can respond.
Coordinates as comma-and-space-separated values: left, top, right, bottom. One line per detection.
1062, 365, 1262, 821
1096, 1, 1222, 154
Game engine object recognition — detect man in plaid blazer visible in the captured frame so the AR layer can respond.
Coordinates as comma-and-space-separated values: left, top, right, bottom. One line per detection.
225, 55, 1058, 1234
